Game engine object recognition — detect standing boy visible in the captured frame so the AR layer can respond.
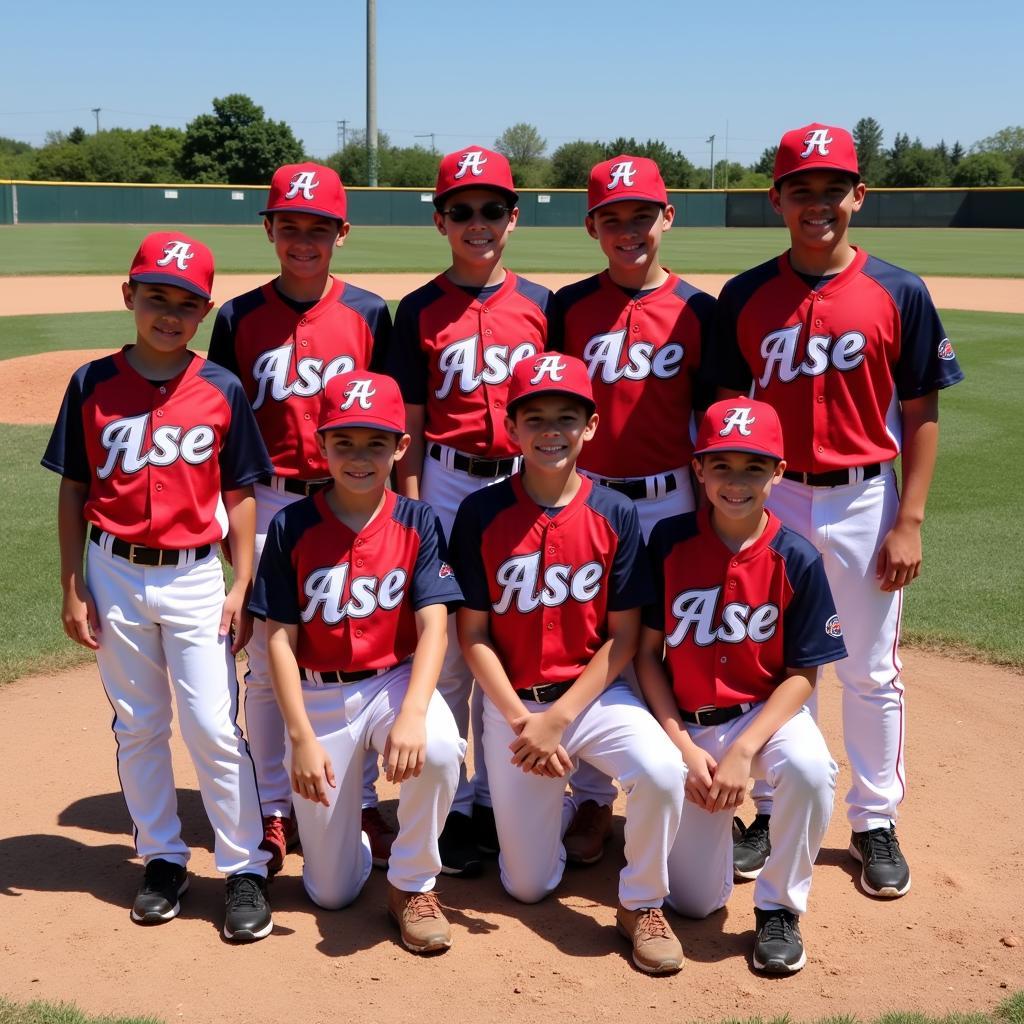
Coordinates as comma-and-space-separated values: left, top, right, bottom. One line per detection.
44, 233, 274, 941
636, 398, 843, 973
208, 162, 394, 872
249, 371, 465, 953
711, 124, 964, 896
549, 155, 714, 863
385, 146, 554, 873
450, 354, 686, 974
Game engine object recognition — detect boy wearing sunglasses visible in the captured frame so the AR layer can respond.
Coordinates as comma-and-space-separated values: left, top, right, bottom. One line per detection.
384, 146, 554, 876
546, 155, 715, 866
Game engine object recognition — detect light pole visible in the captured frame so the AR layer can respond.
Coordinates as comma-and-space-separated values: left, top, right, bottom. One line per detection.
415, 132, 436, 154
707, 134, 716, 189
366, 0, 378, 186
92, 108, 101, 133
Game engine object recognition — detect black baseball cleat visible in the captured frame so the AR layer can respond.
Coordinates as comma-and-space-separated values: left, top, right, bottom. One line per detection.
131, 859, 189, 924
472, 803, 500, 856
733, 813, 771, 880
223, 873, 273, 942
752, 907, 806, 974
849, 825, 912, 898
438, 811, 483, 877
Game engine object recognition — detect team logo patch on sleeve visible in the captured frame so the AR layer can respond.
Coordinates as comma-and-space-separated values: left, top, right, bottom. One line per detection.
439, 562, 455, 579
937, 338, 956, 361
825, 614, 843, 638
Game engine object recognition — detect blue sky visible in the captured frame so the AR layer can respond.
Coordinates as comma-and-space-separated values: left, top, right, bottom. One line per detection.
1, 0, 1018, 168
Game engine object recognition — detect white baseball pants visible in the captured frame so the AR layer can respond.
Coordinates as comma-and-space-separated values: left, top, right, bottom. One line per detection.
87, 540, 269, 877
286, 663, 464, 909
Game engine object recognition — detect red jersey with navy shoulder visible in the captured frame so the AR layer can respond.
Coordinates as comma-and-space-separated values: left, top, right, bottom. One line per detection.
42, 348, 272, 549
208, 276, 391, 479
643, 508, 847, 709
448, 473, 651, 689
386, 271, 552, 457
550, 271, 714, 477
711, 248, 965, 474
250, 488, 462, 672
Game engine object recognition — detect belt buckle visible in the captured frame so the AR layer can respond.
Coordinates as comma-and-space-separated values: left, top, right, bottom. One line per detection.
471, 457, 498, 479
127, 543, 140, 564
693, 705, 717, 726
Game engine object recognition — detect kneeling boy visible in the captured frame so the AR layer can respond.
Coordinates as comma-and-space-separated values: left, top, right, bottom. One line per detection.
450, 354, 685, 974
250, 371, 465, 954
636, 398, 843, 974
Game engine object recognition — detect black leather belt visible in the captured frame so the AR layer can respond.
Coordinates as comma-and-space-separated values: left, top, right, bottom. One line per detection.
89, 525, 210, 567
681, 702, 755, 727
784, 464, 881, 487
515, 681, 573, 703
428, 443, 517, 479
598, 473, 678, 501
300, 667, 385, 684
273, 477, 332, 496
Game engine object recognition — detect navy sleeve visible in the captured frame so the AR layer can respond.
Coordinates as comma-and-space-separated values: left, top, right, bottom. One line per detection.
607, 500, 655, 612
782, 549, 848, 668
386, 296, 430, 404
709, 280, 754, 394
367, 302, 394, 372
207, 303, 241, 379
409, 504, 464, 610
201, 365, 272, 488
249, 512, 300, 623
447, 497, 491, 611
641, 519, 671, 631
42, 371, 91, 482
890, 277, 965, 399
545, 289, 565, 352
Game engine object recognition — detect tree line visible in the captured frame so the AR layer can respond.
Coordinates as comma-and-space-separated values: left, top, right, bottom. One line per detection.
2, 98, 1021, 191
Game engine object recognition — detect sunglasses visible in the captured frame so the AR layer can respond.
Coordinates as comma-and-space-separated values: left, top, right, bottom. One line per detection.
442, 201, 511, 223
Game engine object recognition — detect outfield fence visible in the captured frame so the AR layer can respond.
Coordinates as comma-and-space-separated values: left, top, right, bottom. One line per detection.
1, 180, 1022, 229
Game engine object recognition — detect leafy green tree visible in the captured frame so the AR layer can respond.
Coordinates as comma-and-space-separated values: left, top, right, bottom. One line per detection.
753, 146, 776, 177
852, 117, 885, 182
384, 144, 440, 188
31, 127, 184, 183
884, 138, 948, 187
0, 136, 37, 178
494, 122, 547, 186
68, 126, 88, 145
951, 152, 1013, 187
972, 126, 1024, 155
178, 94, 304, 184
950, 141, 965, 166
549, 140, 605, 188
600, 138, 694, 188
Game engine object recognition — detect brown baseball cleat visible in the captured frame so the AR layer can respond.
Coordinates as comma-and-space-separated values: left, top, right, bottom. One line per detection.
387, 884, 453, 954
564, 800, 613, 865
616, 904, 684, 974
260, 813, 298, 875
362, 806, 397, 869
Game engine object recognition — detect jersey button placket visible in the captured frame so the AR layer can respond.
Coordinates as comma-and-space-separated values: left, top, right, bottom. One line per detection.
542, 525, 559, 654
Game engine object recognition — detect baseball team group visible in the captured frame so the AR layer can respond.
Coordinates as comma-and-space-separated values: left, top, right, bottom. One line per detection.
42, 120, 964, 975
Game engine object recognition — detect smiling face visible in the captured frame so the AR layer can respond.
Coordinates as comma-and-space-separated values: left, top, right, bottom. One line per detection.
433, 187, 519, 283
506, 394, 598, 475
770, 170, 866, 267
264, 211, 348, 292
694, 450, 786, 534
122, 281, 213, 358
585, 199, 673, 287
318, 426, 409, 497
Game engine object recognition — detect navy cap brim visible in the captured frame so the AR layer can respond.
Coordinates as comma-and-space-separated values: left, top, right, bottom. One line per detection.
587, 193, 667, 216
507, 388, 596, 417
693, 443, 783, 460
433, 185, 519, 210
260, 204, 346, 222
318, 418, 405, 434
130, 272, 211, 300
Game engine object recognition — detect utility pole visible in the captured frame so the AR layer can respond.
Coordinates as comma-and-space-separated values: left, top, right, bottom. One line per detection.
91, 108, 101, 133
415, 132, 436, 154
707, 134, 716, 189
366, 0, 378, 186
337, 119, 349, 151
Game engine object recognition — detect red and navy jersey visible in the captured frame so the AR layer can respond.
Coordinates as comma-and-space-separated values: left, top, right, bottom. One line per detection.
549, 271, 714, 477
448, 474, 651, 690
710, 249, 965, 474
208, 276, 390, 479
385, 272, 552, 457
42, 348, 272, 549
250, 488, 462, 672
643, 508, 846, 709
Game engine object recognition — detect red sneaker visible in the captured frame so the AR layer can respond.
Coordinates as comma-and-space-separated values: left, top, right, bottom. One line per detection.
260, 814, 298, 875
362, 806, 396, 869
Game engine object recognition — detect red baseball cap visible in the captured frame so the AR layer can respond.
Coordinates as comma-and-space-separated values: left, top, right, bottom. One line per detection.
318, 371, 406, 434
128, 232, 214, 300
587, 155, 668, 215
260, 162, 347, 222
506, 354, 596, 416
773, 123, 860, 188
434, 146, 518, 209
694, 398, 785, 461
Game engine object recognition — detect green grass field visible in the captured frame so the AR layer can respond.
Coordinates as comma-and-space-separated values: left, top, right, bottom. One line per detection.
1, 307, 1021, 683
1, 223, 1021, 277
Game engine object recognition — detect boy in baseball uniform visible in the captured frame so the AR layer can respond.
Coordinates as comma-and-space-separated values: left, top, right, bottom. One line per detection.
637, 398, 843, 973
449, 354, 686, 974
44, 233, 274, 941
249, 371, 465, 953
208, 163, 394, 872
548, 155, 714, 864
711, 124, 964, 896
385, 146, 554, 873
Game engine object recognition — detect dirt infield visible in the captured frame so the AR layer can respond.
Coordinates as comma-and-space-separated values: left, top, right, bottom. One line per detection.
1, 271, 1022, 315
0, 654, 1021, 1024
